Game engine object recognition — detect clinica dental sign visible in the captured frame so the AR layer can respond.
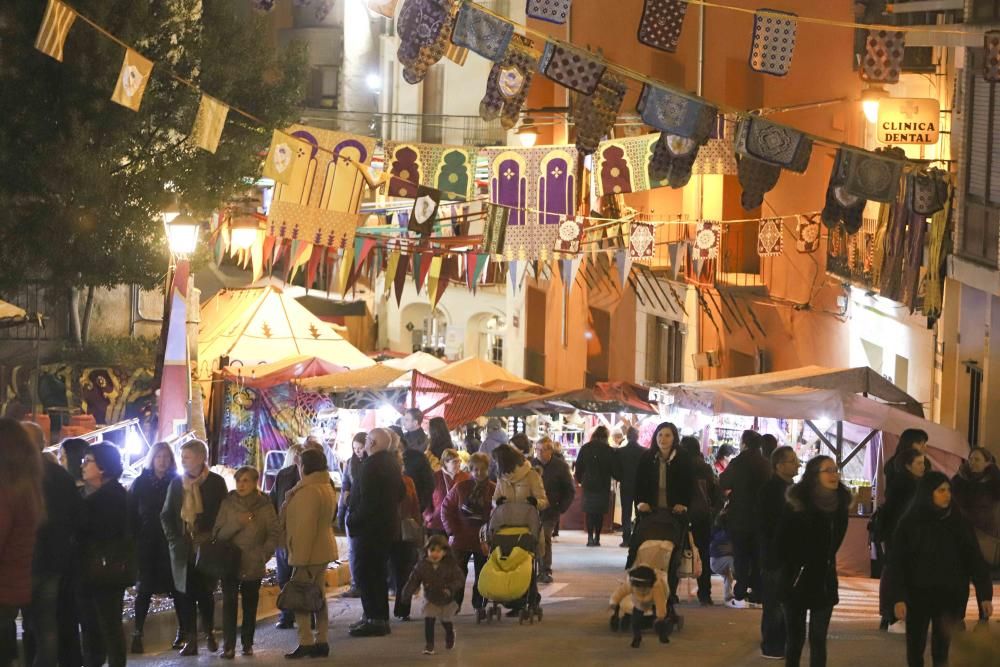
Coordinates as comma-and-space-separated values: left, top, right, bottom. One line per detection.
877, 98, 940, 145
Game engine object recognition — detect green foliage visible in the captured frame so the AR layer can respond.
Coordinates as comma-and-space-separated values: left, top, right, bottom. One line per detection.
0, 0, 306, 290
57, 334, 159, 368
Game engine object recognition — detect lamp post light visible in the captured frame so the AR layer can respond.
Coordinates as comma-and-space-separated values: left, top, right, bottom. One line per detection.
516, 117, 539, 148
163, 212, 201, 257
229, 215, 262, 252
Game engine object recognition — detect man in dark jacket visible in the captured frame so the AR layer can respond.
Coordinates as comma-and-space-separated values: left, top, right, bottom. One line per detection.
615, 427, 645, 547
719, 430, 771, 608
347, 428, 406, 637
532, 438, 576, 582
756, 446, 800, 659
268, 444, 303, 627
401, 408, 428, 452
21, 432, 84, 667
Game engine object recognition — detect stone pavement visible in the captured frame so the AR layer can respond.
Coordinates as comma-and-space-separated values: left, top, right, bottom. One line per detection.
128, 530, 998, 666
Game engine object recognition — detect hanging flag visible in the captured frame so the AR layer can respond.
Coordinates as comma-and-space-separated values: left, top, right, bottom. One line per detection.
409, 185, 441, 237
538, 41, 606, 95
572, 73, 628, 155
384, 250, 401, 297
34, 0, 76, 62
394, 254, 410, 306
795, 216, 822, 253
862, 30, 905, 84
749, 10, 798, 76
251, 234, 265, 283
427, 257, 443, 306
757, 218, 784, 257
508, 260, 520, 299
190, 94, 229, 154
111, 48, 153, 112
695, 221, 721, 259
480, 36, 538, 130
157, 261, 190, 440
554, 215, 585, 255
692, 256, 706, 281
629, 222, 656, 258
263, 130, 310, 185
433, 257, 453, 306
527, 0, 571, 24
472, 253, 489, 290
451, 2, 515, 62
465, 253, 476, 290
638, 0, 688, 53
416, 253, 433, 293
615, 249, 633, 288
305, 245, 324, 290
667, 241, 684, 280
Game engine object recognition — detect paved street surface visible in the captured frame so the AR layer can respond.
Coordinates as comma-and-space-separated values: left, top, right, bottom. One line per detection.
129, 531, 996, 666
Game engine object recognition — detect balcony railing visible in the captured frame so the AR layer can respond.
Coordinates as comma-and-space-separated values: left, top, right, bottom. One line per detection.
373, 113, 507, 147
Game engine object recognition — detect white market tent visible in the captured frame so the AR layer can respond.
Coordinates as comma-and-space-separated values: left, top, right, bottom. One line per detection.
654, 366, 968, 475
198, 285, 374, 376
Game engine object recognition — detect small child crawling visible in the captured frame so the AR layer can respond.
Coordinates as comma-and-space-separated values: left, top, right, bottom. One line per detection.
608, 566, 672, 648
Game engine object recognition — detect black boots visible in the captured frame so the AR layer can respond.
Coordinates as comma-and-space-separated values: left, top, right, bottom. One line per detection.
130, 632, 143, 654
423, 618, 435, 655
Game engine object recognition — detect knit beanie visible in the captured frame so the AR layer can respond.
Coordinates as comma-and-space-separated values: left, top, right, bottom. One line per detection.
88, 441, 124, 480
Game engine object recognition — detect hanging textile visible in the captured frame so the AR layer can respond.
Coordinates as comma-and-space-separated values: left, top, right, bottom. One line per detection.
637, 0, 688, 53
695, 221, 721, 259
397, 0, 457, 84
383, 141, 478, 200
843, 147, 904, 203
921, 203, 951, 319
749, 9, 798, 76
571, 72, 628, 155
538, 41, 607, 95
451, 2, 514, 61
629, 223, 656, 258
986, 31, 1000, 83
861, 29, 905, 84
526, 0, 571, 25
482, 204, 509, 256
480, 36, 538, 130
821, 149, 867, 234
795, 216, 821, 253
637, 84, 717, 141
907, 169, 950, 217
757, 217, 784, 257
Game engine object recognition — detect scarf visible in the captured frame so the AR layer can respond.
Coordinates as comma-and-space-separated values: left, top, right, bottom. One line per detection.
811, 485, 840, 514
180, 465, 209, 534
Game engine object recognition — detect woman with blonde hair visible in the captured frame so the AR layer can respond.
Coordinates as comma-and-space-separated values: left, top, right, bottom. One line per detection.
0, 418, 44, 667
426, 448, 469, 535
128, 441, 183, 653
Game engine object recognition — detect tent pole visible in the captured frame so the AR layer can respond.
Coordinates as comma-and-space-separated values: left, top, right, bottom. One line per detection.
836, 421, 844, 469
842, 429, 878, 468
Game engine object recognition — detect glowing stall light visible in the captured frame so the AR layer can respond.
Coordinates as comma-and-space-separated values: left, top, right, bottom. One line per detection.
814, 416, 834, 433
125, 427, 145, 456
376, 402, 400, 426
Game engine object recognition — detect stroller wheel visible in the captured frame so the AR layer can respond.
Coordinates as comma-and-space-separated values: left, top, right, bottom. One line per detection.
476, 608, 486, 624
519, 608, 530, 625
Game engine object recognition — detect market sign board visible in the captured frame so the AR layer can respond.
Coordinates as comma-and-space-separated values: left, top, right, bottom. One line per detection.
877, 98, 940, 145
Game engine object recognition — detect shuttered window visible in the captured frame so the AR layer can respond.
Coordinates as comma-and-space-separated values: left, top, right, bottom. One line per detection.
966, 49, 997, 206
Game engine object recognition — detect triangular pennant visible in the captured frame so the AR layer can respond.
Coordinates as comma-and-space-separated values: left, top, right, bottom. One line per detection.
667, 242, 684, 280
508, 260, 519, 299
417, 253, 433, 293
384, 251, 401, 297
434, 257, 452, 307
394, 254, 410, 306
306, 245, 324, 291
111, 49, 153, 112
427, 257, 444, 308
250, 234, 264, 283
693, 256, 706, 280
338, 246, 355, 295
473, 254, 490, 286
615, 249, 633, 288
35, 0, 76, 62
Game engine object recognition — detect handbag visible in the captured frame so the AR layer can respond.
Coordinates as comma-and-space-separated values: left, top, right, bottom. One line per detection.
195, 537, 240, 580
83, 538, 136, 589
401, 517, 426, 545
676, 531, 702, 579
277, 579, 325, 613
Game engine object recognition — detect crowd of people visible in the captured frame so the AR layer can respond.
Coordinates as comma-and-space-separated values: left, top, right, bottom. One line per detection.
1, 414, 998, 666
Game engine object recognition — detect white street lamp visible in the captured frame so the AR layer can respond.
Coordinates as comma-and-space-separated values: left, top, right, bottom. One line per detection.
164, 212, 200, 256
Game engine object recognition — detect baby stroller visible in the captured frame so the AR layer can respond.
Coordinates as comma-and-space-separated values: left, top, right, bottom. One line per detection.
476, 500, 543, 625
622, 509, 686, 634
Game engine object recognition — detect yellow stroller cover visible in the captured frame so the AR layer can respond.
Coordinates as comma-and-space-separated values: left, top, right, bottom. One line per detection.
477, 527, 534, 602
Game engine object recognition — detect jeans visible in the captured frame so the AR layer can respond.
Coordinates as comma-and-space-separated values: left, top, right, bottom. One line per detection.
454, 550, 489, 611
586, 512, 605, 542
275, 548, 294, 625
690, 517, 713, 601
292, 566, 328, 646
0, 605, 18, 667
222, 578, 262, 651
388, 541, 419, 619
539, 520, 556, 574
22, 575, 59, 667
731, 530, 761, 602
353, 538, 391, 622
177, 560, 217, 640
783, 603, 833, 667
760, 568, 786, 657
711, 556, 735, 600
620, 494, 635, 543
79, 587, 126, 667
904, 594, 965, 667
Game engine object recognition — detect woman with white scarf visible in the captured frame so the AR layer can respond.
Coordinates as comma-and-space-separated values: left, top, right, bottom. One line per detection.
161, 439, 228, 656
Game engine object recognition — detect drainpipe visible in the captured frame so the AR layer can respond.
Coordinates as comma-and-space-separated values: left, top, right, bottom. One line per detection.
695, 3, 706, 377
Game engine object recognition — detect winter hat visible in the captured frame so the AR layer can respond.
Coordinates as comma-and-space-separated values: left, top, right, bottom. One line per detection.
628, 566, 657, 589
88, 441, 123, 480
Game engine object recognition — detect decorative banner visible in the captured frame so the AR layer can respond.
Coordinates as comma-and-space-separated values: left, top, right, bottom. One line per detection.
384, 250, 401, 297
190, 94, 230, 154
734, 115, 812, 172
397, 0, 456, 84
554, 215, 585, 254
638, 0, 688, 53
267, 125, 376, 250
483, 145, 579, 260
394, 253, 410, 305
695, 221, 721, 259
263, 131, 309, 185
482, 204, 509, 256
986, 31, 1000, 83
409, 185, 441, 236
111, 48, 153, 112
472, 253, 490, 287
862, 29, 905, 84
649, 134, 701, 188
821, 149, 866, 233
629, 222, 656, 258
34, 0, 76, 62
615, 249, 633, 288
571, 72, 628, 155
667, 241, 685, 279
527, 0, 571, 24
636, 84, 717, 141
749, 10, 797, 76
757, 218, 784, 257
452, 2, 514, 62
383, 141, 478, 200
843, 147, 904, 203
426, 256, 443, 305
907, 169, 949, 217
480, 36, 538, 130
795, 216, 821, 253
367, 0, 399, 19
538, 41, 606, 95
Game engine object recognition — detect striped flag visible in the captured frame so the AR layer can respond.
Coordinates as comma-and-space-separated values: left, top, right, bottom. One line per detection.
111, 48, 154, 111
445, 42, 469, 66
190, 94, 229, 153
34, 0, 77, 62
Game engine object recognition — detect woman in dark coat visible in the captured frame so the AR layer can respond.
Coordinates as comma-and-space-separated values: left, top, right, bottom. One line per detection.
78, 442, 130, 667
128, 441, 182, 654
889, 471, 994, 667
773, 455, 851, 667
440, 452, 495, 616
951, 447, 1000, 567
878, 447, 927, 629
574, 426, 620, 547
428, 417, 453, 463
679, 435, 721, 605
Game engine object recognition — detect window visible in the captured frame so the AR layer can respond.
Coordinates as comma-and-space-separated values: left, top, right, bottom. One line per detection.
970, 0, 1000, 23
479, 315, 505, 366
962, 50, 1000, 266
645, 315, 685, 384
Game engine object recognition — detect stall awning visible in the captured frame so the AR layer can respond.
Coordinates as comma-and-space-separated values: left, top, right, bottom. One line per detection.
218, 355, 347, 389
298, 364, 406, 392
429, 356, 546, 394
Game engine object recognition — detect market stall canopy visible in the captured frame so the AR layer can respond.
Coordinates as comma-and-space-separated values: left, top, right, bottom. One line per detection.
558, 381, 658, 415
662, 366, 923, 416
199, 286, 373, 374
0, 299, 39, 329
429, 356, 545, 393
298, 364, 406, 392
488, 391, 577, 417
384, 351, 449, 374
412, 370, 507, 430
218, 355, 347, 389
